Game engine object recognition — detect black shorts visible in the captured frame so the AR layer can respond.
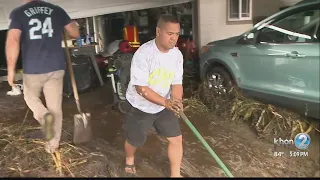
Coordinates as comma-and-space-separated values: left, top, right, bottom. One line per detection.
123, 106, 182, 147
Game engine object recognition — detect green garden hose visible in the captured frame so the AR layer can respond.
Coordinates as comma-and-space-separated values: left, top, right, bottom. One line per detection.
179, 111, 234, 178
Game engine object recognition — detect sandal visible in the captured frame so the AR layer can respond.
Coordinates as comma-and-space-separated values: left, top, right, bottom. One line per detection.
124, 164, 137, 177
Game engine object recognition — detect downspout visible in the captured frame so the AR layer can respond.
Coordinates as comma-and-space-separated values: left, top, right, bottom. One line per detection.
93, 16, 99, 53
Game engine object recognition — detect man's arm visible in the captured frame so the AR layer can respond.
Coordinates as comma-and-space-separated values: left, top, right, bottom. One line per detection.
135, 86, 167, 106
6, 10, 22, 86
171, 84, 183, 101
64, 21, 80, 39
171, 51, 184, 101
130, 52, 167, 107
6, 29, 21, 74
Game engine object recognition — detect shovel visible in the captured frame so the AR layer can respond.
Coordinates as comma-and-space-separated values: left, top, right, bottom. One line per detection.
63, 32, 92, 144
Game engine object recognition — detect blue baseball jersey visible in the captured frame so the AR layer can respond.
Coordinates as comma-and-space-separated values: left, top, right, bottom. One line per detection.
8, 0, 72, 74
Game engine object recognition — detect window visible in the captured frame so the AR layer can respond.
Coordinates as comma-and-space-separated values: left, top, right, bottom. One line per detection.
257, 9, 320, 44
228, 0, 252, 21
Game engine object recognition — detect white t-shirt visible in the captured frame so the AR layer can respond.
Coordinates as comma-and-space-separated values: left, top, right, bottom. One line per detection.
126, 39, 184, 114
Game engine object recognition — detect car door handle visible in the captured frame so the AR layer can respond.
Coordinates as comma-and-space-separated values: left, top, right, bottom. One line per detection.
286, 51, 305, 58
231, 52, 239, 57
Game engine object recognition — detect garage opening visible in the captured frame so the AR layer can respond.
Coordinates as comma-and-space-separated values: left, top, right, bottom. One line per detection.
0, 1, 198, 101
60, 1, 197, 101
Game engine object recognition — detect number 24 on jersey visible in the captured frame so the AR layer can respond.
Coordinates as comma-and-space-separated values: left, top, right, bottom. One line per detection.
29, 17, 54, 40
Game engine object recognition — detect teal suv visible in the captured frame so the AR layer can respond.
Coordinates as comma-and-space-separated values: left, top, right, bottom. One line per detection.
199, 0, 320, 119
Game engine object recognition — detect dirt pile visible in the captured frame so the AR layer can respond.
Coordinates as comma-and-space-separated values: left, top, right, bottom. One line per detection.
0, 120, 116, 177
183, 82, 319, 141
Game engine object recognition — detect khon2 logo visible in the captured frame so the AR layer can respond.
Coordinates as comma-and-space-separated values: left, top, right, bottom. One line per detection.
274, 133, 311, 150
294, 133, 311, 150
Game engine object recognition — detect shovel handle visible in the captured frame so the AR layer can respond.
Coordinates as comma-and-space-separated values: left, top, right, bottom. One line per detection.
63, 32, 82, 112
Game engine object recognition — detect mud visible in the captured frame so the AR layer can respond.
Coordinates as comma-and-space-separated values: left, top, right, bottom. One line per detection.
0, 82, 319, 177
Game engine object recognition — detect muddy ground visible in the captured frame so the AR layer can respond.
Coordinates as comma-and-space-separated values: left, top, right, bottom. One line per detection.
0, 81, 319, 177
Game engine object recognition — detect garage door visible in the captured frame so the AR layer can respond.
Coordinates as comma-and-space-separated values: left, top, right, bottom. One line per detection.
0, 0, 192, 30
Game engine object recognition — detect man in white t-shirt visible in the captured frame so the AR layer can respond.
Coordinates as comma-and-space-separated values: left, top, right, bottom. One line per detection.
123, 14, 184, 177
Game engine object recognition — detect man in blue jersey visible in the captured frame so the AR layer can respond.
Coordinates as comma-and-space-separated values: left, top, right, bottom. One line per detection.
6, 0, 79, 153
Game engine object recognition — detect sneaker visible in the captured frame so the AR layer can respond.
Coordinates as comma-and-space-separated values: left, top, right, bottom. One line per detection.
43, 113, 55, 141
6, 85, 22, 96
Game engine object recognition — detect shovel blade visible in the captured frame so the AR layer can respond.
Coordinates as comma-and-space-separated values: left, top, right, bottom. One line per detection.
73, 113, 92, 144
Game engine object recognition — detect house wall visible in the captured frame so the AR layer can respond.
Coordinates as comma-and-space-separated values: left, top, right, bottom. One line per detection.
196, 0, 303, 48
252, 0, 283, 24
252, 0, 302, 24
197, 0, 253, 47
279, 0, 303, 6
